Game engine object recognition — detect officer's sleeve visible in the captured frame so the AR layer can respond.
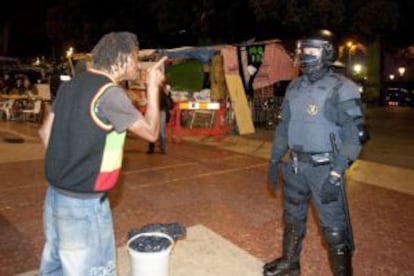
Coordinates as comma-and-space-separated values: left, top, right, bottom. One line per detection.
333, 80, 365, 174
270, 95, 290, 161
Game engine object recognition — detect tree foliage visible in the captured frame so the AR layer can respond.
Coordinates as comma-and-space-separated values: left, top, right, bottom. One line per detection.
349, 1, 398, 39
248, 0, 398, 42
248, 0, 345, 35
1, 0, 407, 58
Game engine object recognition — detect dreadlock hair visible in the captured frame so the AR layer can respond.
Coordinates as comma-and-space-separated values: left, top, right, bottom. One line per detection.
91, 32, 139, 73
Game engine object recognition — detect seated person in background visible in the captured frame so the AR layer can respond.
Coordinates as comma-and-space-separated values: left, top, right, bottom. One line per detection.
3, 73, 15, 94
22, 76, 38, 99
0, 76, 6, 94
10, 76, 26, 95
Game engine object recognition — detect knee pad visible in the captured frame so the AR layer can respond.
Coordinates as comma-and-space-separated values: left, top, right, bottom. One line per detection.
323, 227, 347, 249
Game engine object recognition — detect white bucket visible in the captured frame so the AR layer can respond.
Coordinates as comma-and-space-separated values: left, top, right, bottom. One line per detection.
127, 232, 174, 276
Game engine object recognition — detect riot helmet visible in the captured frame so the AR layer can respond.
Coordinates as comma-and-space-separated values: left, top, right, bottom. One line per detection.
296, 29, 337, 80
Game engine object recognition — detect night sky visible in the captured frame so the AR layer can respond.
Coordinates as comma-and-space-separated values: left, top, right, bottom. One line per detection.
1, 0, 413, 59
1, 1, 50, 57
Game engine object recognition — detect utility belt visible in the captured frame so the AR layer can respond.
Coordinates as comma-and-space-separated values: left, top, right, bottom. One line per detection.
290, 151, 333, 166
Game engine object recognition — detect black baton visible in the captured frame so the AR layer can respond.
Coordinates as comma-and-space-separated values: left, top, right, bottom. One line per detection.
329, 133, 354, 251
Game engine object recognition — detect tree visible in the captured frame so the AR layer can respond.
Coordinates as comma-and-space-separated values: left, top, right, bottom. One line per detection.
146, 0, 255, 46
248, 0, 399, 104
346, 1, 399, 104
248, 0, 345, 39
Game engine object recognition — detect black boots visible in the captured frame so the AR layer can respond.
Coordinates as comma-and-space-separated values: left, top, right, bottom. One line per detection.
264, 224, 352, 276
146, 143, 166, 154
263, 223, 304, 276
263, 258, 300, 276
146, 143, 155, 154
323, 228, 353, 276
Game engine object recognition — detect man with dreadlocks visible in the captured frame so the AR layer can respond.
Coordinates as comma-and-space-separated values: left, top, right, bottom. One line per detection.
38, 32, 165, 275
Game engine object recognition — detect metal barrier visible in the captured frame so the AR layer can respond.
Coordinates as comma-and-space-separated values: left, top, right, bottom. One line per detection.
166, 101, 230, 143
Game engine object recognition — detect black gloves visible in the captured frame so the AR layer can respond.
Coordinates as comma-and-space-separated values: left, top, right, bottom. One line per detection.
332, 154, 350, 175
267, 147, 286, 191
320, 174, 341, 204
267, 160, 279, 190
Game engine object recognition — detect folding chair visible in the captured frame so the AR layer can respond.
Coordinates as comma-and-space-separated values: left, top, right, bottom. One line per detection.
0, 99, 15, 120
22, 99, 42, 122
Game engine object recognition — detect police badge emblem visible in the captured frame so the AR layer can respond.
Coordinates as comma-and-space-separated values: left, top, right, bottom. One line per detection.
307, 104, 318, 115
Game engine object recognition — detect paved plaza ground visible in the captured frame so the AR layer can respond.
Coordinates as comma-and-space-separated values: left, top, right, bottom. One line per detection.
0, 106, 413, 275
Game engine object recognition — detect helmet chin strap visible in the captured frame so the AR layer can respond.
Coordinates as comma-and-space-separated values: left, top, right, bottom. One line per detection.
304, 66, 329, 82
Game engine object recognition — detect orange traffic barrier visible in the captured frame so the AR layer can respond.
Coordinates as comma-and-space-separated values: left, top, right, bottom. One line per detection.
167, 101, 230, 143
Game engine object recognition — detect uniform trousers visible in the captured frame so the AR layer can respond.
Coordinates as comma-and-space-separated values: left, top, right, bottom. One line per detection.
281, 160, 348, 231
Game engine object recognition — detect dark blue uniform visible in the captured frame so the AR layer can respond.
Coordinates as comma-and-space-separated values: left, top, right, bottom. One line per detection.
264, 29, 368, 276
265, 70, 365, 276
275, 69, 362, 226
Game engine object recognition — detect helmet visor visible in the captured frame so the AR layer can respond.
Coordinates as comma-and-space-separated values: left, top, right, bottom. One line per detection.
297, 41, 323, 65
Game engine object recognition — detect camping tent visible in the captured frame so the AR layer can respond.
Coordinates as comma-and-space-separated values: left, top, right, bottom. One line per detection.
138, 40, 297, 135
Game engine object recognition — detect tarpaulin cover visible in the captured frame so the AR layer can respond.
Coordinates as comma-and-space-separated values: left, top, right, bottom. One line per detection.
253, 43, 298, 90
166, 59, 204, 91
164, 48, 217, 64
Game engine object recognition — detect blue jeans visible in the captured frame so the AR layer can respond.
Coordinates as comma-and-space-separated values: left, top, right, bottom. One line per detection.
39, 186, 116, 276
159, 110, 167, 151
148, 110, 167, 152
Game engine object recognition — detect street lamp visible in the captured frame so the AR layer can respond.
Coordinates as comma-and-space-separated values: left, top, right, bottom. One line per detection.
66, 47, 75, 76
353, 64, 363, 93
353, 64, 362, 75
398, 66, 406, 77
66, 47, 74, 58
397, 66, 406, 90
346, 41, 354, 74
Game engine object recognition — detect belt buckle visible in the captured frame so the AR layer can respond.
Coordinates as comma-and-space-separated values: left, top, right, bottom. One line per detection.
310, 153, 331, 166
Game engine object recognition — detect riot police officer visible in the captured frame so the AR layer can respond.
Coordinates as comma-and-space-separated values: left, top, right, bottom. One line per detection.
264, 29, 368, 276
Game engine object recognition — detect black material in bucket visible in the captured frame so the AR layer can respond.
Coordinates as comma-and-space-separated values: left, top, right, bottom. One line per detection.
127, 232, 175, 276
129, 234, 172, 252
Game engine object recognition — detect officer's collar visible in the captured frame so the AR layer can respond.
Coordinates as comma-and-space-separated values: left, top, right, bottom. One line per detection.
301, 68, 334, 85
